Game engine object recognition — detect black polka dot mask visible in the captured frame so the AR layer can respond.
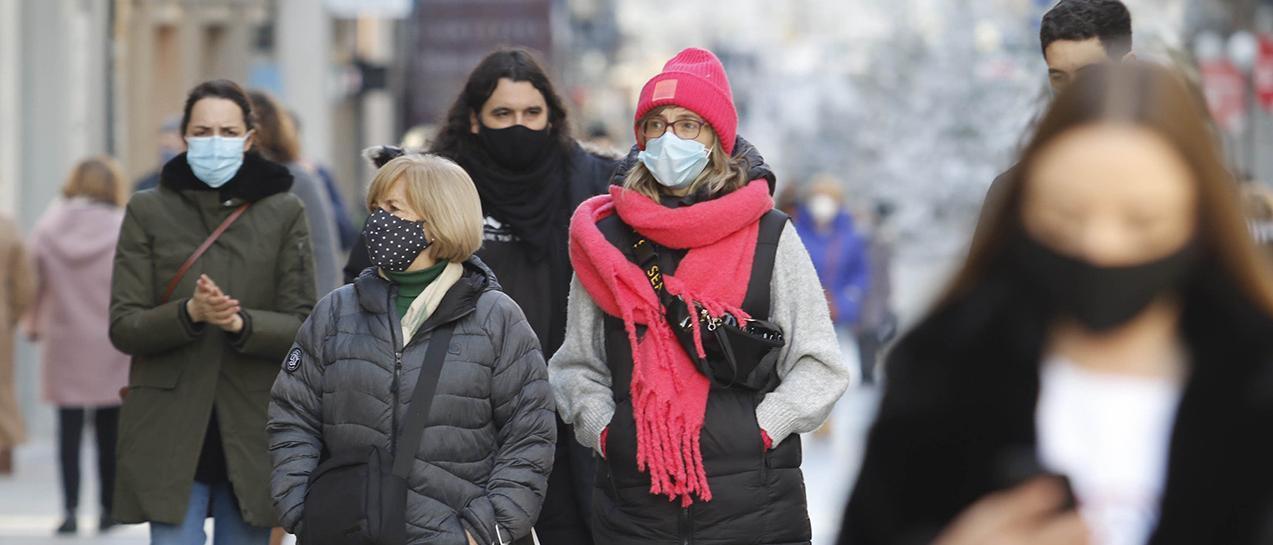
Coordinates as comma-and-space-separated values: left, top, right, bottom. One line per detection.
363, 208, 432, 273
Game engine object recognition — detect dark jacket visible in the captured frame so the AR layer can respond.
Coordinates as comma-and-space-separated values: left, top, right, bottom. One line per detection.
343, 143, 616, 359
970, 165, 1017, 247
110, 152, 316, 526
590, 138, 813, 545
268, 259, 557, 545
839, 275, 1273, 545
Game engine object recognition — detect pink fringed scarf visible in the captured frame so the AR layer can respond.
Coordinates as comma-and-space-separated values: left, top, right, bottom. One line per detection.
569, 180, 773, 506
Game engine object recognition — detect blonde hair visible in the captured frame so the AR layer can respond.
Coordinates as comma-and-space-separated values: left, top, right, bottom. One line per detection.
365, 154, 484, 262
804, 171, 845, 202
623, 110, 749, 200
65, 156, 126, 206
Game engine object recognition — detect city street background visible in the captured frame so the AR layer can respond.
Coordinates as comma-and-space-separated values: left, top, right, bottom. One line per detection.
3, 0, 1271, 543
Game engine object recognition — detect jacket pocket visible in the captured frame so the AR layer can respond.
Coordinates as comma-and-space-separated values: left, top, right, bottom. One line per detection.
764, 432, 803, 470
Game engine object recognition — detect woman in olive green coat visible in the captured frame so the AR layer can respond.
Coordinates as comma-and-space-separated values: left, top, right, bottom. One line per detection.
109, 79, 315, 544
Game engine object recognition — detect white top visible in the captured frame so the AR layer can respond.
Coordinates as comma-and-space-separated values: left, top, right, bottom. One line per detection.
1035, 356, 1185, 545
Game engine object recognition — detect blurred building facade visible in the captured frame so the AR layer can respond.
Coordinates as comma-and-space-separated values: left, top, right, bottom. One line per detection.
1, 0, 405, 436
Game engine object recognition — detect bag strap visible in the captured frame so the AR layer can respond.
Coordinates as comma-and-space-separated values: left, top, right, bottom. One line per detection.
626, 210, 787, 318
631, 238, 676, 308
160, 202, 252, 304
392, 324, 455, 478
740, 210, 789, 320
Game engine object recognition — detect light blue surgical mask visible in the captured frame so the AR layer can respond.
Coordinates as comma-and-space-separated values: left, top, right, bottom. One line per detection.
186, 134, 249, 188
638, 134, 710, 190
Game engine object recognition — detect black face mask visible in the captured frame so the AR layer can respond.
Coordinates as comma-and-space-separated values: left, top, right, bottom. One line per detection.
1014, 236, 1198, 332
477, 123, 553, 171
363, 209, 432, 273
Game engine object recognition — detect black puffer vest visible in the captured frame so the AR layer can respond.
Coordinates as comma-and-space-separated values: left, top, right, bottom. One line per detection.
591, 209, 812, 545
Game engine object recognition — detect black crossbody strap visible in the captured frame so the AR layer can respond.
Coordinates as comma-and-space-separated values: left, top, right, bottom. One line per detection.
392, 324, 455, 478
628, 210, 786, 317
741, 210, 789, 320
631, 238, 676, 308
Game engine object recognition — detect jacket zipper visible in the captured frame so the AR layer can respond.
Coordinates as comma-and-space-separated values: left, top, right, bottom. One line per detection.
386, 288, 477, 454
388, 289, 404, 455
679, 506, 692, 545
391, 350, 402, 453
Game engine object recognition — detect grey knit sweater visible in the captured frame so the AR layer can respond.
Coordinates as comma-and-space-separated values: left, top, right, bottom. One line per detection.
549, 222, 852, 452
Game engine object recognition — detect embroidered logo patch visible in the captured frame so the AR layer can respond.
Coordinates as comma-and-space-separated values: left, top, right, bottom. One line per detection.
284, 347, 303, 373
652, 79, 678, 101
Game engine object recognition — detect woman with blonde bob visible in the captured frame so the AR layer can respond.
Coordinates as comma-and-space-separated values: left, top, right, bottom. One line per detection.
268, 153, 555, 545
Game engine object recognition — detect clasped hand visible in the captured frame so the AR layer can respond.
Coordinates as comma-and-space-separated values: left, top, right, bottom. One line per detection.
185, 274, 244, 334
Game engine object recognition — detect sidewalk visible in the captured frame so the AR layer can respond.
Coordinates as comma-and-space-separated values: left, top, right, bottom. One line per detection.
0, 439, 147, 544
0, 385, 879, 544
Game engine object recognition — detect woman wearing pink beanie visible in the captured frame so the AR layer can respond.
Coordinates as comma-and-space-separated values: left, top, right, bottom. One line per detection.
550, 47, 851, 544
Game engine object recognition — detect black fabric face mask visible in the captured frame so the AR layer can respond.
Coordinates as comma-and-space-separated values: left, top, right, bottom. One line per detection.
363, 209, 432, 273
1014, 235, 1198, 332
477, 123, 553, 171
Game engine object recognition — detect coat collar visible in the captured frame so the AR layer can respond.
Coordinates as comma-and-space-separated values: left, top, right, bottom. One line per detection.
160, 151, 294, 203
354, 256, 502, 330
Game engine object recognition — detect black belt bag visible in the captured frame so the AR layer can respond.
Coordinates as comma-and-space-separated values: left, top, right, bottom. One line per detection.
664, 291, 785, 389
302, 325, 455, 545
632, 234, 786, 391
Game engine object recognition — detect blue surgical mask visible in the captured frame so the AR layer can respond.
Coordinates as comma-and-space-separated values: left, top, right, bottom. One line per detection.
638, 134, 710, 190
186, 134, 249, 188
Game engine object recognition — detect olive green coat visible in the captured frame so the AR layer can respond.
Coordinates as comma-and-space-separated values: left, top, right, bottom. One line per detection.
109, 153, 316, 527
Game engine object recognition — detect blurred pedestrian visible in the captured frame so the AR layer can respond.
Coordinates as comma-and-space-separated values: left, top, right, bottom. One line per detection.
855, 201, 898, 384
349, 48, 617, 544
399, 123, 438, 151
22, 156, 130, 535
289, 110, 359, 252
975, 0, 1133, 244
249, 90, 342, 297
0, 213, 33, 476
133, 115, 184, 192
794, 176, 870, 384
583, 122, 617, 152
109, 79, 315, 545
269, 153, 555, 545
841, 63, 1273, 545
551, 47, 850, 545
775, 182, 801, 217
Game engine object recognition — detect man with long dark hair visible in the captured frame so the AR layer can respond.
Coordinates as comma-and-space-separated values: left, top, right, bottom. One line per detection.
348, 48, 617, 544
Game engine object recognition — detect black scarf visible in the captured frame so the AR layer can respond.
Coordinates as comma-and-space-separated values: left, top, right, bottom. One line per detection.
160, 151, 294, 203
455, 143, 571, 258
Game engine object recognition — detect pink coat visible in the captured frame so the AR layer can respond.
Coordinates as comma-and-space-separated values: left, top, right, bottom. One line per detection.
26, 199, 129, 407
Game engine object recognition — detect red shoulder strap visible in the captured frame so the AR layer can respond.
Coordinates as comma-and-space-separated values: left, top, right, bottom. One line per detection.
160, 202, 251, 303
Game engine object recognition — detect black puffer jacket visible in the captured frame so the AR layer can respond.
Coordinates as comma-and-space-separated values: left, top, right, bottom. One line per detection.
268, 258, 556, 545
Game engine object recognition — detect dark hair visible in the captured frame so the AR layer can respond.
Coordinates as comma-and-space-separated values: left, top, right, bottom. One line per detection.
918, 62, 1273, 372
430, 48, 572, 160
180, 79, 255, 135
248, 90, 301, 163
1040, 0, 1133, 60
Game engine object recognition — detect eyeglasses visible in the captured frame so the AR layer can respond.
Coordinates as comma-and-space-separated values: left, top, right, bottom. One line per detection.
640, 117, 706, 140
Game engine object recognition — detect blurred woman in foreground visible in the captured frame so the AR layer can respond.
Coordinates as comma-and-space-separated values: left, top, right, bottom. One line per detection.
841, 62, 1273, 545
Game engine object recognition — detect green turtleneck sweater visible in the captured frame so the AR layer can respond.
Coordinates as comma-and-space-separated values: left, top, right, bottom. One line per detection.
385, 261, 448, 320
